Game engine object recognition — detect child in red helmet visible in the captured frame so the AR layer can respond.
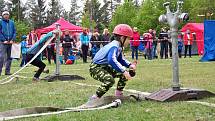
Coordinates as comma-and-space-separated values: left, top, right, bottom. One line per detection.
89, 24, 137, 100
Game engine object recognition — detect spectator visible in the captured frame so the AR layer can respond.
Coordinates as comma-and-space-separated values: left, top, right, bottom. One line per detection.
178, 33, 183, 58
91, 44, 98, 59
72, 33, 78, 48
28, 29, 38, 45
0, 11, 16, 76
62, 30, 74, 63
143, 32, 153, 60
90, 31, 101, 51
167, 29, 172, 58
74, 34, 82, 58
101, 28, 110, 46
149, 29, 157, 59
159, 28, 169, 59
20, 35, 28, 67
183, 29, 193, 58
130, 27, 140, 60
47, 38, 56, 64
80, 28, 90, 63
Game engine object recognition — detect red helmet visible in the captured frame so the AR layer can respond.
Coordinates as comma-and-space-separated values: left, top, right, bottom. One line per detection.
113, 24, 133, 37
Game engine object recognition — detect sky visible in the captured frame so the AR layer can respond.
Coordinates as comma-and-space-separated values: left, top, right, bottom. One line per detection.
17, 0, 104, 12
5, 0, 143, 12
4, 0, 84, 11
21, 0, 76, 11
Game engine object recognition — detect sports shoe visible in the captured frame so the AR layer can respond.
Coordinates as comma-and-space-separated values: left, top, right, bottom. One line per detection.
87, 94, 99, 104
115, 90, 123, 97
32, 77, 40, 82
43, 69, 49, 74
5, 73, 12, 75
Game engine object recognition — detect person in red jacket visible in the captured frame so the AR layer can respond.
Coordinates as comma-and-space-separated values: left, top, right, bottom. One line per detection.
130, 27, 140, 60
183, 29, 193, 58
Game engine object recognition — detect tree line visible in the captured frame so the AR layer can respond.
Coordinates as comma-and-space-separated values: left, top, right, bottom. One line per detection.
0, 0, 214, 39
109, 0, 215, 34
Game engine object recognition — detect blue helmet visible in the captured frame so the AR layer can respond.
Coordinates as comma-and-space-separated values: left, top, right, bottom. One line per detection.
21, 35, 27, 39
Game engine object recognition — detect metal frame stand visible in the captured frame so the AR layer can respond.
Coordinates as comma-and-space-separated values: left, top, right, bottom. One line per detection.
146, 0, 215, 101
42, 23, 85, 82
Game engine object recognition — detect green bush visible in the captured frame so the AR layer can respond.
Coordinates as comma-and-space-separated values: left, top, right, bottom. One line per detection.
14, 20, 30, 42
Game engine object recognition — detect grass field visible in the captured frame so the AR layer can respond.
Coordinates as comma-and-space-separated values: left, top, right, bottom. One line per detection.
0, 56, 214, 121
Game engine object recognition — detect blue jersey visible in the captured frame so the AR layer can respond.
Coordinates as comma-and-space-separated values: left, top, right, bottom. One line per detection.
80, 33, 90, 45
21, 40, 28, 54
27, 32, 54, 55
178, 41, 183, 51
92, 40, 131, 73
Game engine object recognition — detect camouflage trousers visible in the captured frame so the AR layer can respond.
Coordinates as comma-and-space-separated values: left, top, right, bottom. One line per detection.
89, 63, 128, 97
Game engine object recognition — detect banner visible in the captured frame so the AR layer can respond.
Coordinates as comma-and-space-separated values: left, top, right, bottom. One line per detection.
201, 20, 215, 61
11, 43, 21, 59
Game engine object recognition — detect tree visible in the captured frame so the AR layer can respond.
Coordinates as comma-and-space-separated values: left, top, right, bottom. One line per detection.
133, 0, 166, 33
190, 0, 215, 22
82, 10, 96, 29
61, 10, 69, 21
109, 1, 137, 31
82, 0, 100, 31
69, 0, 80, 25
10, 0, 25, 21
82, 0, 112, 32
108, 0, 215, 34
109, 0, 122, 18
0, 0, 5, 12
133, 0, 140, 7
25, 0, 40, 29
2, 1, 12, 12
37, 0, 46, 28
15, 20, 30, 42
46, 0, 63, 25
130, 0, 194, 33
99, 1, 111, 27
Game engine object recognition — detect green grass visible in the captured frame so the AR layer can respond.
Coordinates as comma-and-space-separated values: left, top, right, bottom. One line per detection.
0, 56, 215, 121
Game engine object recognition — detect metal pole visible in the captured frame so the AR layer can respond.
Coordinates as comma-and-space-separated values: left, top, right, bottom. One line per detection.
162, 1, 183, 91
171, 27, 180, 91
55, 23, 61, 75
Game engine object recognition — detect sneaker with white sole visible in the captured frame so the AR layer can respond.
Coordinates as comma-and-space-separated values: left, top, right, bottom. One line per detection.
32, 77, 40, 82
86, 94, 100, 104
43, 69, 49, 74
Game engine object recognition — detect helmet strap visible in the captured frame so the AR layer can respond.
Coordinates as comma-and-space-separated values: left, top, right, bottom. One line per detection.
121, 36, 127, 47
114, 34, 127, 49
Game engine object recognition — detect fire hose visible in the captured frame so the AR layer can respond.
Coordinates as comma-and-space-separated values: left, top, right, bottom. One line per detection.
0, 33, 57, 85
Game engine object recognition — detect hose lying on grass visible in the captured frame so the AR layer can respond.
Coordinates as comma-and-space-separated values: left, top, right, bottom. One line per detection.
0, 33, 57, 85
0, 95, 141, 121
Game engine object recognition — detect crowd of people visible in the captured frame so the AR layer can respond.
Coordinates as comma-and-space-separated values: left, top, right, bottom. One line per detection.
0, 10, 195, 77
130, 27, 194, 61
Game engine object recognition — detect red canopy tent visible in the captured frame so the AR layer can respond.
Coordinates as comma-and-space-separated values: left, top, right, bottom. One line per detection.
181, 23, 204, 55
36, 18, 82, 37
